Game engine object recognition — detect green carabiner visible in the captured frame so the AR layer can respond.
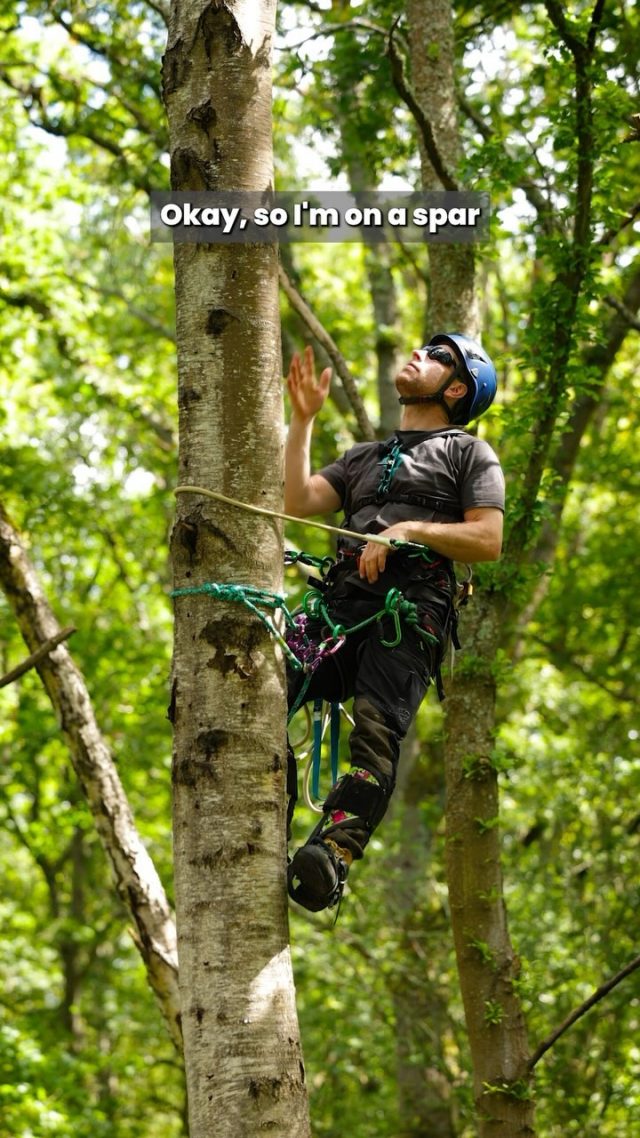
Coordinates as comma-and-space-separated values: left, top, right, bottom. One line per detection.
379, 588, 403, 648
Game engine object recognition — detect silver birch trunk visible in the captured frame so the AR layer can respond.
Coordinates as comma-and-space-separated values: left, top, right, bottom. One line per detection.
163, 3, 311, 1136
0, 501, 181, 1048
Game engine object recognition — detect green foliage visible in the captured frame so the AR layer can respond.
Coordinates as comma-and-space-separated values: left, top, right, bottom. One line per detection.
474, 813, 501, 834
466, 936, 496, 968
483, 1078, 533, 1102
483, 1000, 505, 1026
1, 0, 639, 1135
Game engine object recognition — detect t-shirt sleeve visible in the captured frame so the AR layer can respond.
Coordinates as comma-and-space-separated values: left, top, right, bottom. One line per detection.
317, 453, 347, 509
459, 438, 505, 512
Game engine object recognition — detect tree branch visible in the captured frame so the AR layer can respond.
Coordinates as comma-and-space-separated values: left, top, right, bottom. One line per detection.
0, 283, 176, 449
0, 64, 156, 195
278, 263, 376, 441
544, 1, 585, 58
457, 91, 555, 231
508, 258, 640, 636
286, 19, 392, 51
0, 501, 181, 1048
528, 634, 634, 701
144, 0, 170, 24
386, 18, 460, 192
0, 626, 76, 688
287, 0, 326, 13
587, 0, 607, 53
63, 273, 176, 343
597, 199, 640, 247
528, 953, 640, 1070
506, 4, 602, 560
604, 292, 640, 331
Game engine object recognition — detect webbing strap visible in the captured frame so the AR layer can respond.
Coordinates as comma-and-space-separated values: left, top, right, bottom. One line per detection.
330, 701, 341, 786
311, 698, 323, 800
311, 700, 341, 800
348, 491, 463, 521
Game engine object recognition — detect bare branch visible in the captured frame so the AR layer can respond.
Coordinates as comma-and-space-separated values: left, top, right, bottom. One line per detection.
604, 293, 640, 331
144, 0, 170, 24
529, 953, 640, 1070
278, 263, 376, 441
63, 273, 176, 343
0, 627, 76, 689
386, 18, 459, 192
0, 501, 181, 1047
457, 92, 555, 230
285, 19, 391, 51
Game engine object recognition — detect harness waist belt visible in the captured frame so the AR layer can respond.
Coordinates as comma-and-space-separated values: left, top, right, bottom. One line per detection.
349, 492, 464, 521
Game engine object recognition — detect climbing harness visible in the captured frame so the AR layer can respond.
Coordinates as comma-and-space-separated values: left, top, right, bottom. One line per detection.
376, 437, 404, 499
171, 484, 473, 807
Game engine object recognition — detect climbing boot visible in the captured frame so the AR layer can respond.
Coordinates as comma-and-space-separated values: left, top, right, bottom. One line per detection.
287, 836, 353, 912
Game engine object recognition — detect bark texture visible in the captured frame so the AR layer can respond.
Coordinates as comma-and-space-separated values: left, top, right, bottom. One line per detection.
0, 501, 181, 1048
406, 0, 478, 334
404, 4, 534, 1132
387, 733, 457, 1138
444, 598, 535, 1135
163, 3, 310, 1135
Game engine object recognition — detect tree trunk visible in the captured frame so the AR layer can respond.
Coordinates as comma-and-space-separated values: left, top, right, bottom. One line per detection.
163, 3, 311, 1136
406, 0, 477, 334
387, 733, 457, 1138
0, 501, 181, 1048
444, 598, 535, 1135
404, 3, 534, 1131
338, 132, 402, 435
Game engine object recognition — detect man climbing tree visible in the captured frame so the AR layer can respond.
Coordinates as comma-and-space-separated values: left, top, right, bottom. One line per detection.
285, 336, 504, 912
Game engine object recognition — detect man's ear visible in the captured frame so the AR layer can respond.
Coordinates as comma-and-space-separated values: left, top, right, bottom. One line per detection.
446, 380, 468, 403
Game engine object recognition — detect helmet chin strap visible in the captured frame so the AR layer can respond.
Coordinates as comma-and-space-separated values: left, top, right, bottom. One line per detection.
398, 371, 459, 418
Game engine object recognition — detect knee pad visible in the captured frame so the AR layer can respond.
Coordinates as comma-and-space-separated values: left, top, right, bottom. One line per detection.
323, 770, 390, 832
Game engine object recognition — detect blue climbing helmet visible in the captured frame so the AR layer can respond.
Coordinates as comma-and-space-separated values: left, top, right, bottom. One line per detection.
426, 332, 497, 425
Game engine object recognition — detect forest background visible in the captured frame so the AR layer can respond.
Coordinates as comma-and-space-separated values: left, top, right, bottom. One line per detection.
0, 1, 639, 1137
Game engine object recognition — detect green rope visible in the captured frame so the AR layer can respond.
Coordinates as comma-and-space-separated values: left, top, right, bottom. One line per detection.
170, 581, 304, 670
171, 575, 439, 685
300, 584, 439, 651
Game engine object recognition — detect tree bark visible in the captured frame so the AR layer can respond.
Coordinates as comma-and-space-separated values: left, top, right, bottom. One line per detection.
0, 501, 181, 1048
163, 3, 311, 1135
404, 3, 534, 1131
406, 0, 477, 334
337, 127, 402, 436
444, 598, 535, 1135
387, 733, 457, 1138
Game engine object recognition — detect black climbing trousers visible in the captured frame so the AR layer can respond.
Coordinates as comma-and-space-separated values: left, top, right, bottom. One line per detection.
287, 584, 451, 859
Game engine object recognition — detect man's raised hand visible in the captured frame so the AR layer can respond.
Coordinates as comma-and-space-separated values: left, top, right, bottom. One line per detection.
287, 345, 332, 422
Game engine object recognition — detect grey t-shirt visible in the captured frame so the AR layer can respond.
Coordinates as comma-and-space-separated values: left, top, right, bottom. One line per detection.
318, 428, 505, 595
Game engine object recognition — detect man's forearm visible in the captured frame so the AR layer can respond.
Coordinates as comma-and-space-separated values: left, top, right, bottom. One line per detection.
400, 519, 502, 563
284, 413, 314, 515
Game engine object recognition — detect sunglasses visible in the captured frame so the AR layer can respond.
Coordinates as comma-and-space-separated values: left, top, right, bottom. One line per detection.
424, 345, 458, 368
